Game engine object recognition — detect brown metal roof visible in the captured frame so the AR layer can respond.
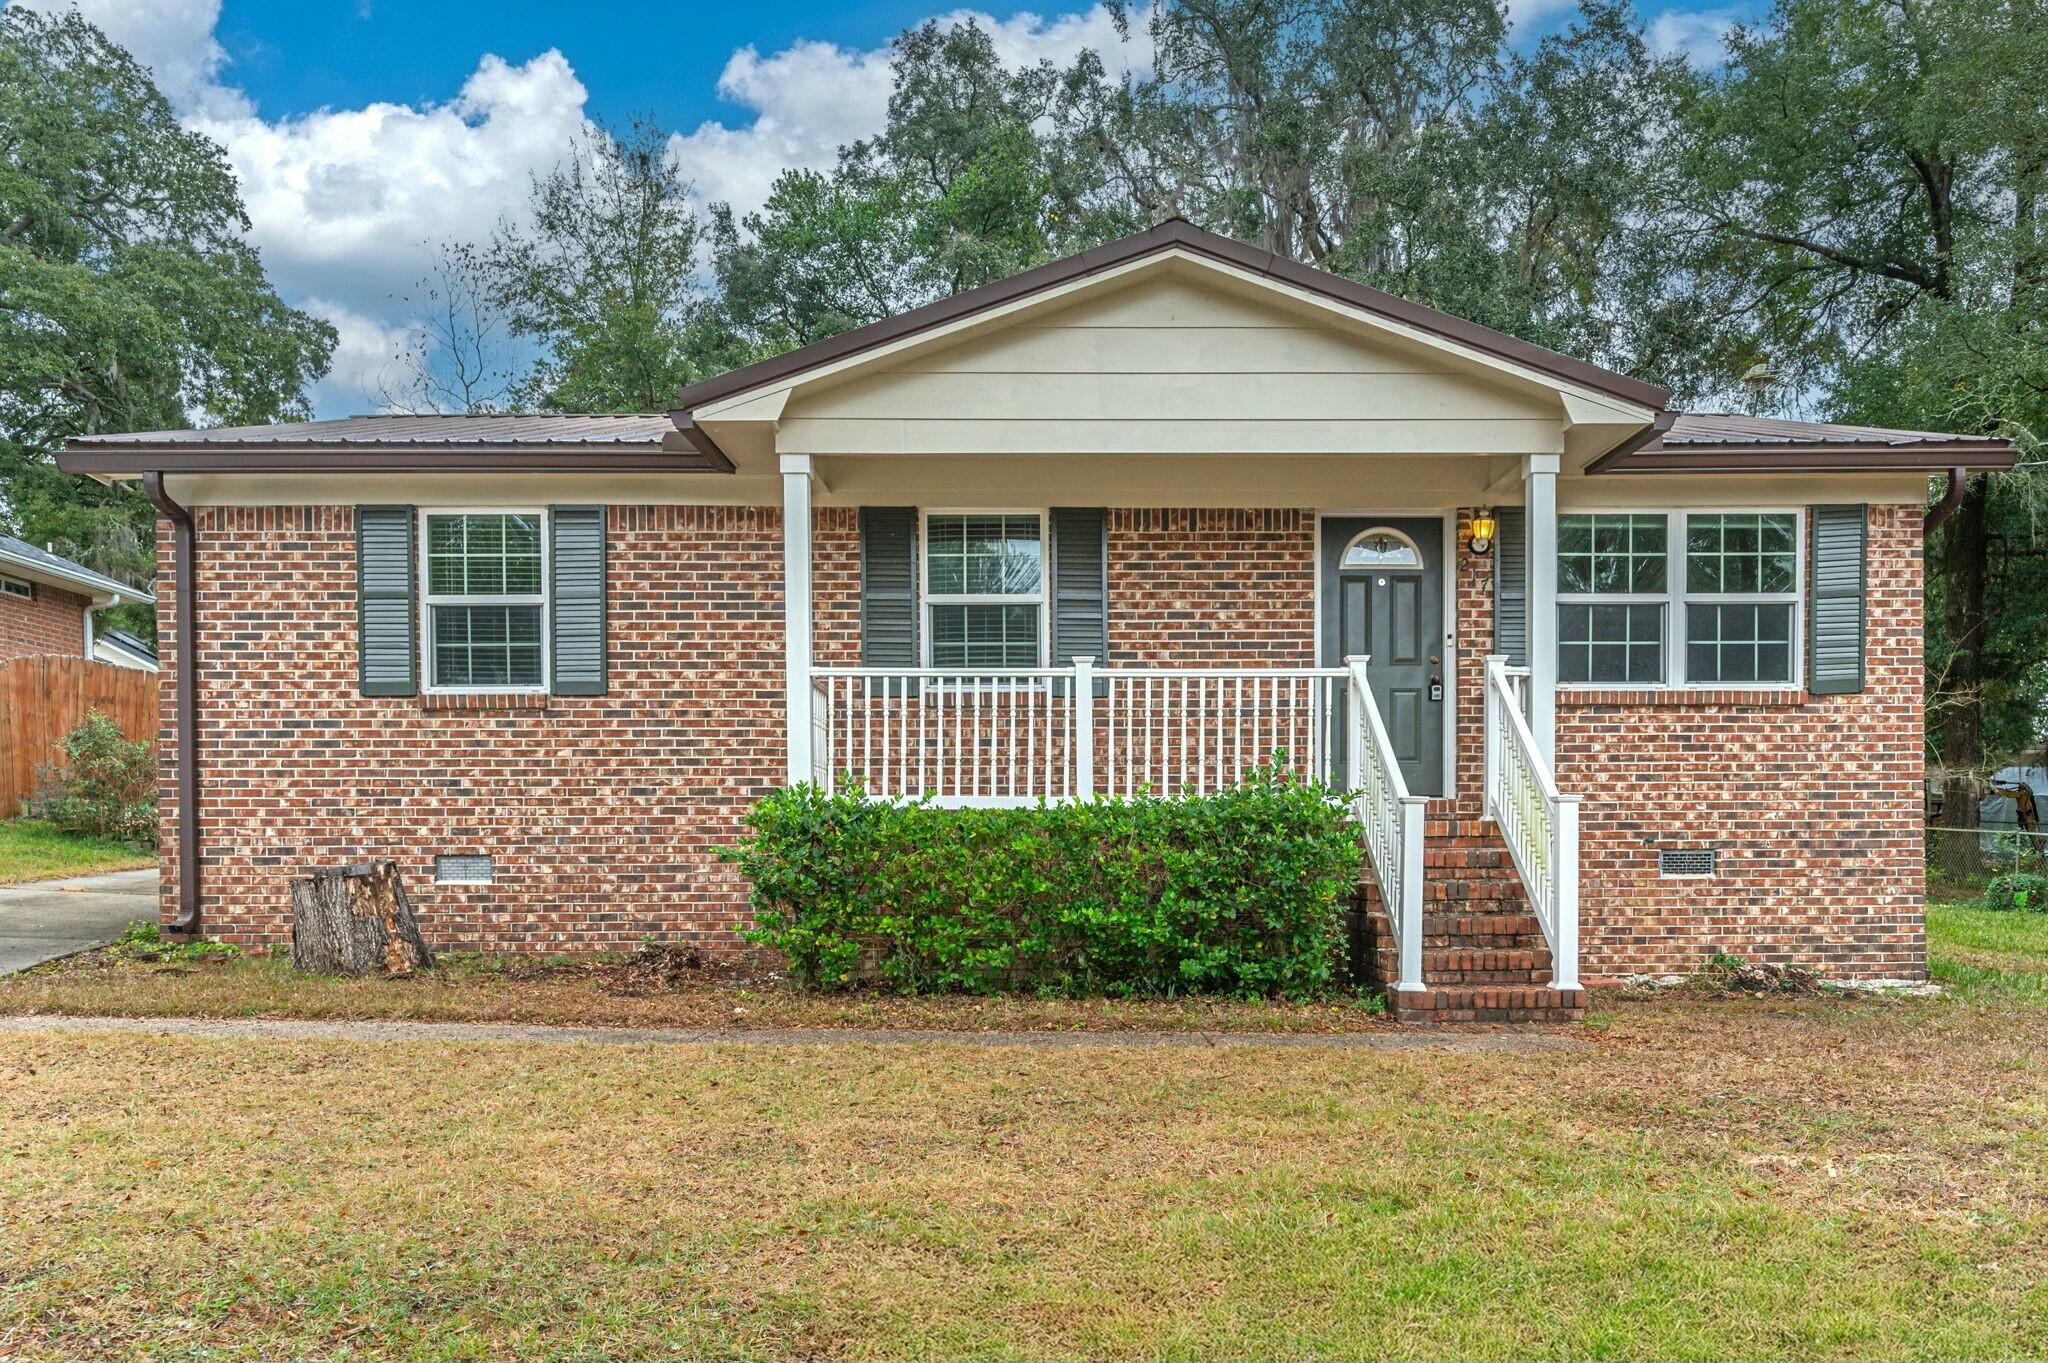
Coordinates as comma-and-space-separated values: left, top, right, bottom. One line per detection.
59, 413, 731, 475
672, 218, 1675, 418
1592, 412, 2015, 473
68, 413, 678, 447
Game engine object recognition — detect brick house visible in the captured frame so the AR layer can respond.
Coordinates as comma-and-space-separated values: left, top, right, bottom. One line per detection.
59, 221, 2013, 1020
0, 535, 149, 668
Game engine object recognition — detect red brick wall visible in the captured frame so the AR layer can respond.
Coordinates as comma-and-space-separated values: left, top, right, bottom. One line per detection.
1555, 504, 1926, 981
1444, 503, 1925, 981
160, 505, 785, 951
813, 506, 861, 667
1107, 509, 1315, 666
0, 578, 88, 661
167, 500, 1926, 979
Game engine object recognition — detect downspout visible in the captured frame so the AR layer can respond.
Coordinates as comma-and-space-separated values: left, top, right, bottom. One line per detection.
142, 472, 200, 935
1926, 466, 1969, 534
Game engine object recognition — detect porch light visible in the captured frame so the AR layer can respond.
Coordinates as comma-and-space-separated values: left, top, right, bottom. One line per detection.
1469, 511, 1497, 555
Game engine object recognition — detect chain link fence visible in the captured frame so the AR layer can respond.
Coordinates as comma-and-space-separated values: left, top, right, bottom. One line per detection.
1926, 823, 2048, 879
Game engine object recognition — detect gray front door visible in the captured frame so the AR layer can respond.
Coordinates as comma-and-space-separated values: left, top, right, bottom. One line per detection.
1321, 516, 1446, 795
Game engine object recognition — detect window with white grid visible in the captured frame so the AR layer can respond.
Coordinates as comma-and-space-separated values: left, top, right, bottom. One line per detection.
420, 511, 548, 691
1556, 509, 1802, 688
922, 513, 1046, 669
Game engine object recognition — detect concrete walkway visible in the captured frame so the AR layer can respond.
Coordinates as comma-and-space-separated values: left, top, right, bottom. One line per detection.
0, 869, 158, 974
0, 1012, 1576, 1052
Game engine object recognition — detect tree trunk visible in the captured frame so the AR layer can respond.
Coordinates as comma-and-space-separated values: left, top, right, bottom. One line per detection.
290, 860, 436, 976
1933, 474, 1992, 881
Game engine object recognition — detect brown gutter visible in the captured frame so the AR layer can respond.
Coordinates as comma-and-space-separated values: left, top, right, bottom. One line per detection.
661, 415, 737, 471
1581, 410, 1677, 473
1925, 466, 1971, 533
671, 218, 1673, 420
1599, 443, 2016, 474
61, 446, 724, 476
142, 473, 200, 936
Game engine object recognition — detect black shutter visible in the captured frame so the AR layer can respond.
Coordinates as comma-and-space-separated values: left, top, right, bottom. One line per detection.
1050, 507, 1108, 666
1494, 507, 1528, 668
357, 505, 416, 696
1808, 504, 1867, 695
550, 505, 607, 696
860, 507, 918, 671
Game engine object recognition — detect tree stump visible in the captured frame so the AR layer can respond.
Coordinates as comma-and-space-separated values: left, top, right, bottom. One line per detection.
290, 860, 436, 976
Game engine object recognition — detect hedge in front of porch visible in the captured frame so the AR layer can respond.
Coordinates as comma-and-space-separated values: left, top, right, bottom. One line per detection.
727, 767, 1361, 999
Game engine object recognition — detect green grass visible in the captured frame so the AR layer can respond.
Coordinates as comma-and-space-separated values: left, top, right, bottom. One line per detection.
0, 899, 2040, 1358
0, 819, 153, 885
2, 999, 2044, 1361
1927, 900, 2048, 1003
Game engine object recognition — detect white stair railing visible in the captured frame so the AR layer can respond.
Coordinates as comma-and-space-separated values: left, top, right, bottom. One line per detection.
1482, 654, 1582, 991
1344, 656, 1427, 994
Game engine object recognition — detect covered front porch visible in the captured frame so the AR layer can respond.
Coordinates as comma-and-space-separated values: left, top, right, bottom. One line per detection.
770, 478, 1585, 1004
677, 231, 1655, 1009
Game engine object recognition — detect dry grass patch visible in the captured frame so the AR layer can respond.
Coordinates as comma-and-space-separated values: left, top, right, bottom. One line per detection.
1, 990, 2044, 1360
0, 944, 1393, 1034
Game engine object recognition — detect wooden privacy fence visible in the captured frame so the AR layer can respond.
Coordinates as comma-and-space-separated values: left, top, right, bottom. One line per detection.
0, 656, 158, 816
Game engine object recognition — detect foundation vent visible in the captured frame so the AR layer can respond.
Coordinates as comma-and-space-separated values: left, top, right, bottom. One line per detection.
435, 854, 494, 885
1658, 848, 1717, 878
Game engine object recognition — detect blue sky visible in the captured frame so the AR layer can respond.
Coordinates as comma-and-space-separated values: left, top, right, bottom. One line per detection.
29, 0, 1764, 417
217, 0, 1018, 128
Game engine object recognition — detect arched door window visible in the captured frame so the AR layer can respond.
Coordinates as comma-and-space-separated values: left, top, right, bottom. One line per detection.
1340, 526, 1424, 572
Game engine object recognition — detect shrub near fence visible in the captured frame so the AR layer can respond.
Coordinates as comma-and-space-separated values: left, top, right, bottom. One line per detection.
0, 656, 156, 818
728, 766, 1362, 999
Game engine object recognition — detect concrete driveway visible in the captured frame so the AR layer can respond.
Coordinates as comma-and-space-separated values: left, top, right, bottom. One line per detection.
0, 869, 159, 974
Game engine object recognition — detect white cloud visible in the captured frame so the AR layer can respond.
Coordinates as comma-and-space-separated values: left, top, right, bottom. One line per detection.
189, 51, 593, 317
299, 298, 412, 417
11, 0, 244, 116
18, 0, 1148, 414
672, 6, 1151, 220
1647, 7, 1740, 65
1503, 0, 1584, 30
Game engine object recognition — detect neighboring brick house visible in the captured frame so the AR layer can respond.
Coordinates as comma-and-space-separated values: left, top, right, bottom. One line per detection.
59, 220, 2012, 1021
0, 535, 148, 667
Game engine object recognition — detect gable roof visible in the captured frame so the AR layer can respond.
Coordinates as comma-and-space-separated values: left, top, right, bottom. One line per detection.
673, 218, 1675, 421
1593, 412, 2015, 473
0, 535, 141, 604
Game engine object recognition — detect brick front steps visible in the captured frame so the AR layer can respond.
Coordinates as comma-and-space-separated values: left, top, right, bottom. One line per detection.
1356, 820, 1586, 1025
1384, 982, 1587, 1024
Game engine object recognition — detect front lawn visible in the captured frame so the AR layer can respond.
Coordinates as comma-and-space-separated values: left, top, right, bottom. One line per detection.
0, 818, 154, 885
0, 905, 2044, 1358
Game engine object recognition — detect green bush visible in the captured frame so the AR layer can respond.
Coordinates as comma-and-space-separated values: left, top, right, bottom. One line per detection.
726, 765, 1362, 999
25, 711, 156, 846
1985, 871, 2048, 912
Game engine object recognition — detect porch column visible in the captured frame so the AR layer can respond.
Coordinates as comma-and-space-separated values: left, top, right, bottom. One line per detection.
780, 453, 814, 784
1523, 453, 1560, 761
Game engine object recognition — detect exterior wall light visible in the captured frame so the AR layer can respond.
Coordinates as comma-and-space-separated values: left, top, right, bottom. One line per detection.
1469, 510, 1497, 555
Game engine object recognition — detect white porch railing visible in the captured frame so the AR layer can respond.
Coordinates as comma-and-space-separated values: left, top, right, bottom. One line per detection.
1343, 656, 1427, 994
809, 659, 1349, 803
1482, 654, 1581, 990
809, 656, 1427, 992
